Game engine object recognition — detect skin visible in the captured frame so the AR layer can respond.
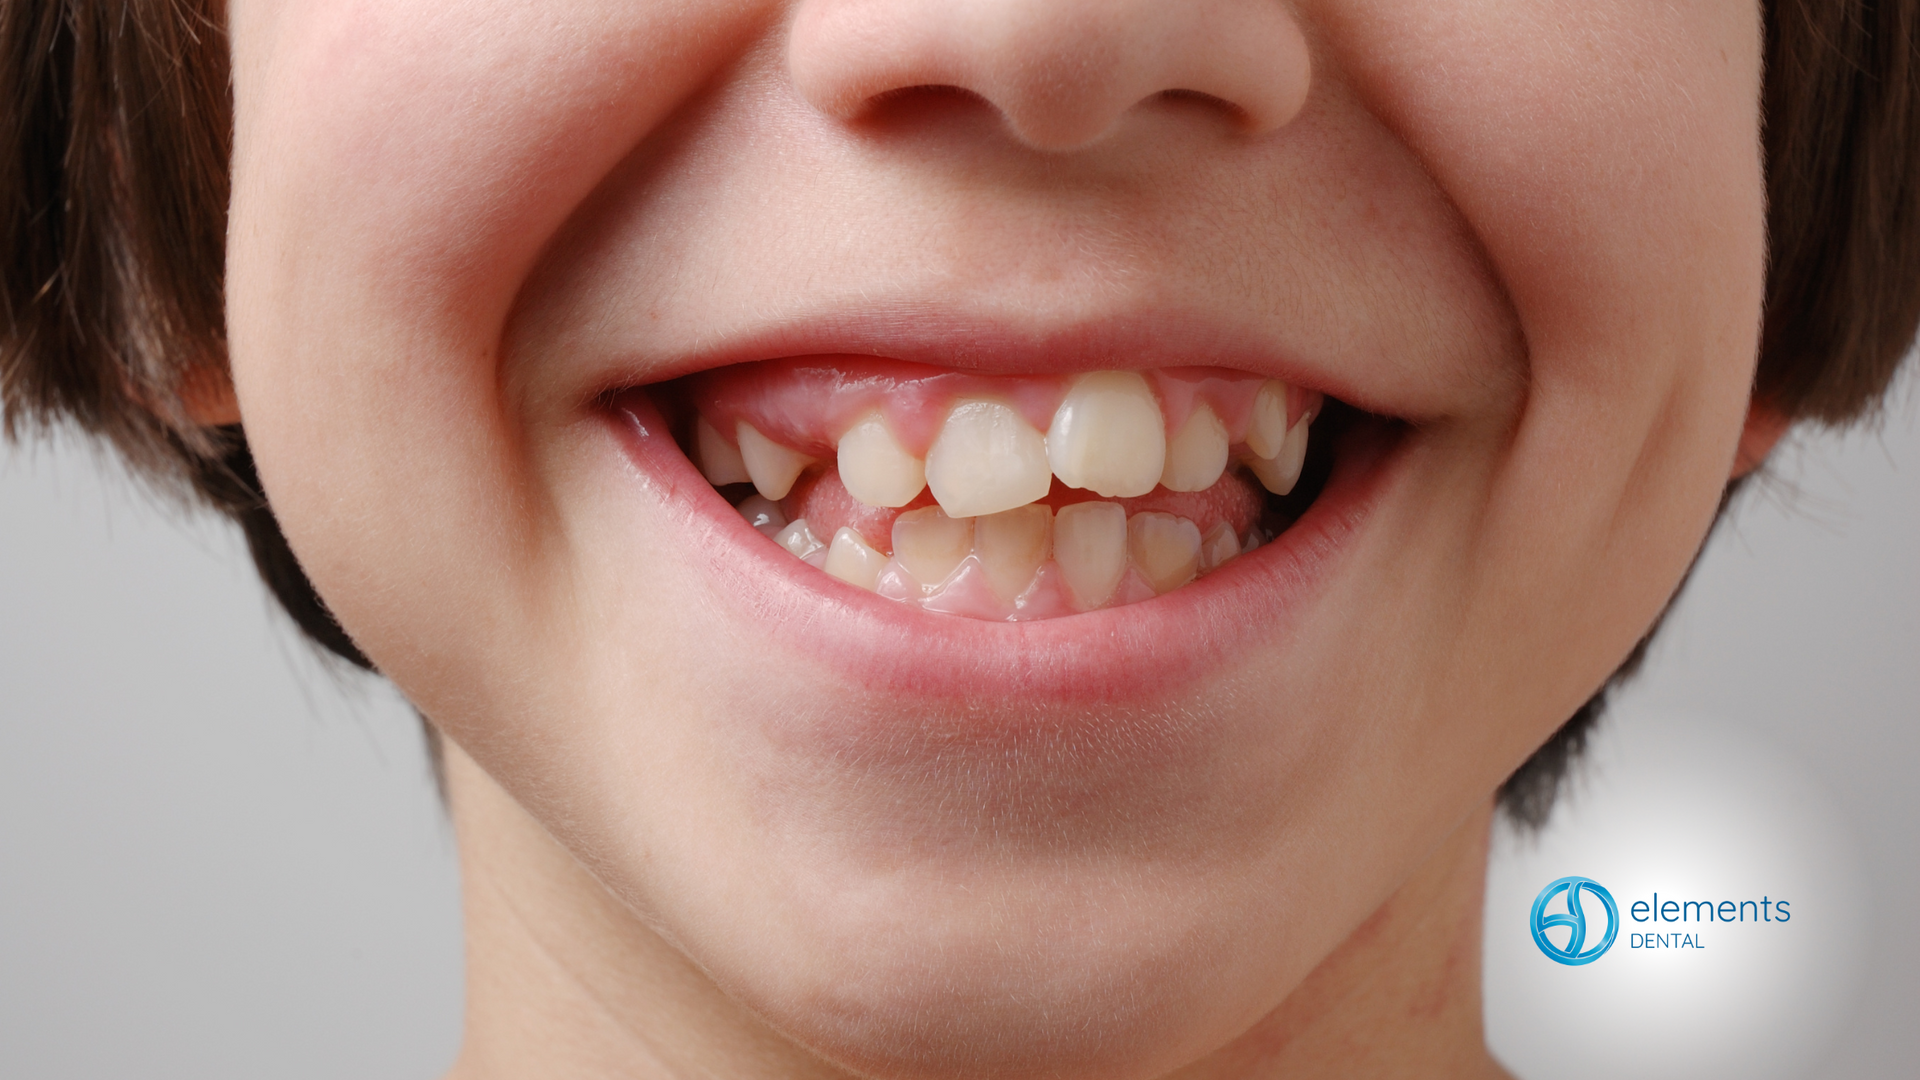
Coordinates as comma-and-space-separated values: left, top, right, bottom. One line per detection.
215, 0, 1781, 1076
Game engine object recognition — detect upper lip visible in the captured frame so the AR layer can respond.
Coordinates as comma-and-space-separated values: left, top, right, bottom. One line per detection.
589, 298, 1387, 415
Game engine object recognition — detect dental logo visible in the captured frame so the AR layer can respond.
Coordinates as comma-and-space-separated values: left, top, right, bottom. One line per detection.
1530, 876, 1619, 966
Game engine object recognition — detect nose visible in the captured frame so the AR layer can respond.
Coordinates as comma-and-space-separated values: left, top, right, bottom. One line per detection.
787, 0, 1313, 151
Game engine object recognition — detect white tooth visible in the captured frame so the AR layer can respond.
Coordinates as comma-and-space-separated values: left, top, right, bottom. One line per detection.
697, 416, 751, 486
775, 518, 824, 560
1246, 414, 1310, 495
1160, 402, 1230, 492
1052, 501, 1128, 610
891, 507, 973, 589
974, 504, 1052, 602
924, 400, 1053, 518
737, 421, 817, 501
1200, 521, 1240, 571
1242, 380, 1291, 459
836, 412, 926, 508
737, 494, 788, 538
1127, 513, 1203, 595
1045, 371, 1167, 498
824, 528, 887, 591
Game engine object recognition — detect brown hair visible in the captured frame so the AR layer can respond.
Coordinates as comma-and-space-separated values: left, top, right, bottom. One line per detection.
5, 0, 1918, 819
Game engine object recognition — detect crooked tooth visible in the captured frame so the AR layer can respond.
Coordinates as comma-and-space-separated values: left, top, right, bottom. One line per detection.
1045, 371, 1167, 498
891, 507, 973, 589
1200, 521, 1241, 571
775, 518, 824, 560
837, 412, 926, 508
1160, 402, 1230, 492
737, 494, 787, 538
1127, 512, 1202, 594
697, 416, 751, 486
1243, 380, 1291, 459
737, 421, 818, 501
824, 527, 887, 591
924, 400, 1052, 518
1052, 501, 1128, 610
1246, 414, 1310, 495
974, 504, 1052, 602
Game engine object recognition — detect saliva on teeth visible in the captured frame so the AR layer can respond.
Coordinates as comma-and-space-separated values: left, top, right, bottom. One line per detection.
692, 368, 1317, 620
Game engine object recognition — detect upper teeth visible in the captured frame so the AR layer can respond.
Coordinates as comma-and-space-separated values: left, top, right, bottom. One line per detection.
693, 372, 1318, 513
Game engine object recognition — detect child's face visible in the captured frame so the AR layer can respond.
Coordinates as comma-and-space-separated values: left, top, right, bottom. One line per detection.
225, 0, 1764, 1072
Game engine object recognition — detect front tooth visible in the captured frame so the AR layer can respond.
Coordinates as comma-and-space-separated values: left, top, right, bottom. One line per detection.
924, 400, 1053, 518
775, 518, 824, 560
824, 527, 887, 591
1246, 414, 1310, 495
837, 412, 926, 508
1200, 521, 1241, 571
1160, 403, 1230, 492
697, 416, 751, 486
974, 504, 1052, 602
737, 422, 818, 501
1045, 371, 1167, 498
1242, 380, 1291, 459
1127, 512, 1202, 594
1052, 501, 1128, 610
891, 507, 973, 589
737, 494, 788, 538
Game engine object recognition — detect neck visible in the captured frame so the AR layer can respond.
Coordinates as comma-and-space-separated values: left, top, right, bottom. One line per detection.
442, 742, 1509, 1080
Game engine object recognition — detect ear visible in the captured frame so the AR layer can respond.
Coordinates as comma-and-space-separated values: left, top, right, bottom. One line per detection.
179, 364, 242, 427
1730, 400, 1791, 479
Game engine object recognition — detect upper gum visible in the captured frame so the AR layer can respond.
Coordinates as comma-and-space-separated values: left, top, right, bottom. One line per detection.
676, 356, 1315, 460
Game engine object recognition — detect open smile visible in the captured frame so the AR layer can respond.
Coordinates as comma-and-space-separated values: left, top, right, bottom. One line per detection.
601, 322, 1408, 702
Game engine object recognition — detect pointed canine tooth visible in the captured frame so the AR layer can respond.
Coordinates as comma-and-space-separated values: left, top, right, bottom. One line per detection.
737, 422, 817, 501
836, 412, 926, 508
1127, 512, 1202, 594
924, 400, 1052, 518
1160, 403, 1230, 492
775, 518, 824, 560
697, 416, 751, 486
1243, 380, 1291, 459
824, 528, 887, 591
891, 507, 973, 589
1246, 414, 1310, 495
1052, 501, 1128, 610
1200, 521, 1241, 571
1045, 371, 1167, 498
974, 504, 1052, 602
737, 494, 787, 538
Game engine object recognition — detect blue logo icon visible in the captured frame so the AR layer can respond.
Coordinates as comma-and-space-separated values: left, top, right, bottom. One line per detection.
1530, 876, 1619, 965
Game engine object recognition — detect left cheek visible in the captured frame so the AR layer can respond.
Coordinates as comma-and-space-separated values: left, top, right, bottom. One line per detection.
227, 1, 768, 704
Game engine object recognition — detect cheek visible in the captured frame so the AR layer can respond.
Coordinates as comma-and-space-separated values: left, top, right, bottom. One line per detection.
224, 0, 771, 695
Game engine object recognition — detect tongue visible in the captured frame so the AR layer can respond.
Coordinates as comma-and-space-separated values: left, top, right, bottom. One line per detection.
783, 467, 1264, 555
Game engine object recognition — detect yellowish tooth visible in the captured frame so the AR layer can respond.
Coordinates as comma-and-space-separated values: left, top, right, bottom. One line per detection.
696, 416, 750, 486
824, 528, 887, 591
924, 399, 1053, 518
1243, 380, 1291, 459
1200, 521, 1241, 571
1052, 501, 1128, 610
1246, 414, 1310, 495
891, 507, 973, 589
1045, 371, 1167, 498
775, 518, 824, 560
974, 504, 1052, 602
1127, 512, 1202, 594
836, 412, 926, 508
1159, 402, 1230, 492
737, 421, 817, 501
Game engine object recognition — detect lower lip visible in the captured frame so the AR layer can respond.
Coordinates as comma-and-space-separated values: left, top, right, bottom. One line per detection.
610, 393, 1400, 706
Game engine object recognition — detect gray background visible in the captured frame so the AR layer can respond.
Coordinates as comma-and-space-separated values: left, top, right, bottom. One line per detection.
3, 381, 1914, 1078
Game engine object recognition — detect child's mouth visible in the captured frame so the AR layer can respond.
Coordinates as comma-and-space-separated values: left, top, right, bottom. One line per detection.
626, 356, 1368, 621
